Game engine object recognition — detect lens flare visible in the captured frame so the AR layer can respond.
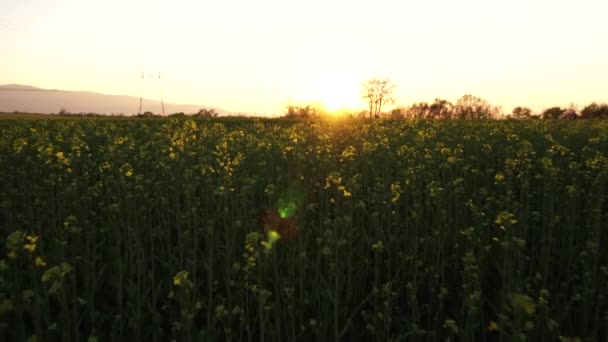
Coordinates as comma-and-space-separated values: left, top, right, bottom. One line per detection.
276, 183, 304, 219
259, 209, 299, 242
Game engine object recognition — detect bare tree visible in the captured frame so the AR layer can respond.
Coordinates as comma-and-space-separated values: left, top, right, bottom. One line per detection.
361, 78, 396, 119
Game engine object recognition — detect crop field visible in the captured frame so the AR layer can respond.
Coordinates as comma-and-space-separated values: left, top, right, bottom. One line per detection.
0, 117, 607, 341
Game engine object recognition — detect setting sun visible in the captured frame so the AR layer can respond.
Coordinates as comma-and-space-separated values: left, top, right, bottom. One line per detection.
311, 74, 364, 113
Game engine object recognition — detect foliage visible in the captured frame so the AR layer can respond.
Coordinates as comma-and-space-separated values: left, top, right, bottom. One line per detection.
194, 108, 219, 118
284, 104, 324, 119
453, 94, 500, 119
388, 107, 406, 119
581, 102, 608, 119
429, 98, 454, 119
511, 106, 533, 119
137, 111, 159, 118
404, 98, 454, 119
0, 117, 607, 341
405, 102, 430, 119
542, 107, 566, 120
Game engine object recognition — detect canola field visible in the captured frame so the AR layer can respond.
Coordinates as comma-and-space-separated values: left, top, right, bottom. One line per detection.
1, 117, 607, 341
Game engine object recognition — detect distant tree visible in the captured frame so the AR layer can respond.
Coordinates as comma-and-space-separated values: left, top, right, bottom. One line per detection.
137, 111, 157, 118
405, 102, 430, 119
388, 107, 406, 119
581, 102, 608, 119
453, 94, 495, 119
541, 107, 565, 120
170, 112, 186, 118
559, 107, 578, 120
511, 106, 533, 119
195, 108, 218, 118
356, 110, 368, 119
361, 78, 396, 119
58, 108, 69, 116
284, 104, 323, 119
429, 98, 453, 119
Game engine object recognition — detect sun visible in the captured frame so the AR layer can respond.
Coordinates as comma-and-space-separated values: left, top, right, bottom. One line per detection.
313, 75, 363, 114
321, 95, 357, 113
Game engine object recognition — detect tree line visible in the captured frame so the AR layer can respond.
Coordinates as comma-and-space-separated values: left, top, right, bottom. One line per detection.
284, 78, 608, 120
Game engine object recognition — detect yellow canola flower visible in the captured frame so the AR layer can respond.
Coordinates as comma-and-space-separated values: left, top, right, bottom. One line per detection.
26, 235, 39, 244
262, 230, 281, 251
23, 243, 36, 253
24, 234, 39, 253
173, 270, 189, 286
338, 186, 352, 198
267, 230, 280, 244
488, 320, 500, 332
494, 173, 505, 183
35, 256, 47, 267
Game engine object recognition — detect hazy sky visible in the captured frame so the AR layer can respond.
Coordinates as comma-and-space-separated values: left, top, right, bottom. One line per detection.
1, 0, 607, 115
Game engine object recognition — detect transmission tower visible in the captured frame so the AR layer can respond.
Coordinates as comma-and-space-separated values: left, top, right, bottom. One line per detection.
158, 72, 168, 116
138, 70, 168, 115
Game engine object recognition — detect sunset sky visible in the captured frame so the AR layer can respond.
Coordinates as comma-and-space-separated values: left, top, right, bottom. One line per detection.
1, 0, 607, 115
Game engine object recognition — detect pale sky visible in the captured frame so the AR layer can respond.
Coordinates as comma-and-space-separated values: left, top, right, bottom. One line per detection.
1, 0, 607, 115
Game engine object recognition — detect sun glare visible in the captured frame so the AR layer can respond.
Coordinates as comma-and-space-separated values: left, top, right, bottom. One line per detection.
312, 74, 363, 114
321, 96, 357, 114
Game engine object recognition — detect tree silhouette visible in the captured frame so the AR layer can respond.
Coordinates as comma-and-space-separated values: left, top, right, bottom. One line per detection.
429, 98, 453, 119
559, 107, 578, 120
284, 104, 323, 119
405, 102, 430, 119
453, 94, 495, 119
541, 107, 565, 120
511, 106, 533, 119
581, 102, 608, 119
388, 107, 406, 119
195, 108, 218, 118
361, 78, 396, 119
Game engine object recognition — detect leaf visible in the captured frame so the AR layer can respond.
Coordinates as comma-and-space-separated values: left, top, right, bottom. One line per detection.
48, 281, 62, 295
511, 293, 536, 316
22, 289, 35, 302
6, 230, 25, 250
0, 299, 13, 314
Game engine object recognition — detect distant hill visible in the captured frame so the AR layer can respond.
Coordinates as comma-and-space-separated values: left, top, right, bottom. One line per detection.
0, 84, 226, 116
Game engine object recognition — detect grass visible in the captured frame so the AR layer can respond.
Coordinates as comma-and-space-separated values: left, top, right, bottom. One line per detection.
0, 116, 607, 341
